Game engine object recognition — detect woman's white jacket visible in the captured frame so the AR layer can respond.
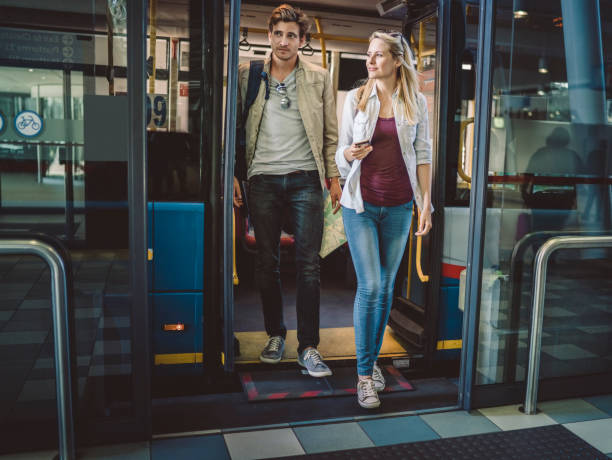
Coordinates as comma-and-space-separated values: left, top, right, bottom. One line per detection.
335, 84, 433, 214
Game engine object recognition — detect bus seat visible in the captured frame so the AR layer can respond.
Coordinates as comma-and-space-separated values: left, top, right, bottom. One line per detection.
234, 204, 295, 252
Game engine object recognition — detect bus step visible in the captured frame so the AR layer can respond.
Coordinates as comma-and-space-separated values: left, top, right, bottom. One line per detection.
392, 296, 425, 322
388, 309, 425, 348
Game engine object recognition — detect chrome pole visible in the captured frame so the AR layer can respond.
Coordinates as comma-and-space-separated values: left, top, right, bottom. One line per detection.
0, 239, 75, 459
524, 235, 612, 415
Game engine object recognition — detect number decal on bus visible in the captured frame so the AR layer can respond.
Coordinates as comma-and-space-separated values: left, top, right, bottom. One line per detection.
146, 94, 168, 129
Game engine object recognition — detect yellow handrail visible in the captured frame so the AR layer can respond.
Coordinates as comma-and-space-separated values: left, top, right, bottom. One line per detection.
418, 22, 425, 72
405, 204, 415, 298
458, 118, 474, 184
313, 18, 327, 69
415, 208, 429, 283
233, 209, 239, 286
148, 0, 157, 94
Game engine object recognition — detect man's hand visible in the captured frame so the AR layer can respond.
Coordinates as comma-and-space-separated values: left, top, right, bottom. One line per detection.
233, 176, 243, 207
329, 177, 342, 214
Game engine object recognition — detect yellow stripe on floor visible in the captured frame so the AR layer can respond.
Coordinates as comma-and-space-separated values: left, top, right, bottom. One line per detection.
154, 352, 203, 365
235, 327, 406, 364
436, 339, 462, 350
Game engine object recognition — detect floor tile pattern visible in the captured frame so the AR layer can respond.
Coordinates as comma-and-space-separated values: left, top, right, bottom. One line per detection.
0, 254, 132, 427
1, 395, 612, 459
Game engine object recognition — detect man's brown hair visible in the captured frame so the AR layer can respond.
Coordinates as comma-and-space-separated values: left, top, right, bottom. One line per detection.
268, 4, 311, 38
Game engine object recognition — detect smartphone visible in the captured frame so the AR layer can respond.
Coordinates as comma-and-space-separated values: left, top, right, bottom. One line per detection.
354, 140, 370, 148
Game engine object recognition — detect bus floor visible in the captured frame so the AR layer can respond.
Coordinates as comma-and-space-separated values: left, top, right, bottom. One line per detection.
152, 375, 459, 435
151, 252, 462, 435
233, 249, 411, 363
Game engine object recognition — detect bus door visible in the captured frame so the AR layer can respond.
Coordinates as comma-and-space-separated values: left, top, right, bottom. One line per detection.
389, 2, 480, 371
146, 0, 226, 379
389, 13, 438, 362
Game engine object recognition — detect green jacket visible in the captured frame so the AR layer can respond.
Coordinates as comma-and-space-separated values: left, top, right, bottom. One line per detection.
237, 57, 340, 189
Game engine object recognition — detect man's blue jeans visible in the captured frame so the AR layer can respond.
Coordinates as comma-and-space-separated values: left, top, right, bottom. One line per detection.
342, 201, 413, 376
248, 171, 323, 354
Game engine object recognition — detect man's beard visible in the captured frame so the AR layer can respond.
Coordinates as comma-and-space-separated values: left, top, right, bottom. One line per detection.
274, 49, 294, 61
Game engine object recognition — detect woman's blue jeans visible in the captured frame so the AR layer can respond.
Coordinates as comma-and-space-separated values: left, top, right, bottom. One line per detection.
342, 200, 413, 376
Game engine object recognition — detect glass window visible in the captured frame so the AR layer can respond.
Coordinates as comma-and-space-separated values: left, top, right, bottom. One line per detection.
474, 0, 612, 386
0, 0, 141, 453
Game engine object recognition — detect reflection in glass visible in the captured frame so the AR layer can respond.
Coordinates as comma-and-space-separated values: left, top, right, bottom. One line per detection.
474, 0, 612, 386
0, 0, 141, 453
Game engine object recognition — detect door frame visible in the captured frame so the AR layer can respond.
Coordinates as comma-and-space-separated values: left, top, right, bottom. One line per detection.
457, 0, 496, 411
127, 0, 152, 440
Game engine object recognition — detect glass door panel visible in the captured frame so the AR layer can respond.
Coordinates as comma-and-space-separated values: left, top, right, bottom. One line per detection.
473, 0, 612, 389
0, 0, 148, 453
146, 0, 207, 380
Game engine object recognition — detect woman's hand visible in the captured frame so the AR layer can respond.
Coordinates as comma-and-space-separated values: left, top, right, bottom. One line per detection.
415, 207, 432, 236
344, 142, 373, 162
415, 163, 432, 236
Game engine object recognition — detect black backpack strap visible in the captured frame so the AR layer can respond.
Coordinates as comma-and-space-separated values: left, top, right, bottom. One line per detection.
236, 60, 266, 181
244, 59, 266, 119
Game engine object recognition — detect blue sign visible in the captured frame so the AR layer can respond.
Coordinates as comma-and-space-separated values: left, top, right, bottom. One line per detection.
14, 110, 43, 138
0, 112, 5, 134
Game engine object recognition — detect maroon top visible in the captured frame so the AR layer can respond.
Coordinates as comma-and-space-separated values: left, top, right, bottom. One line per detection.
360, 117, 413, 207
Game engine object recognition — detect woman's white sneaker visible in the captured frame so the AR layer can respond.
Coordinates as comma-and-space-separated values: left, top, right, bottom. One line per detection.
357, 379, 380, 409
372, 363, 386, 392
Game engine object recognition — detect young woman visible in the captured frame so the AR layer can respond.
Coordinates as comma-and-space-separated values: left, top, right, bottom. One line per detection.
335, 30, 433, 409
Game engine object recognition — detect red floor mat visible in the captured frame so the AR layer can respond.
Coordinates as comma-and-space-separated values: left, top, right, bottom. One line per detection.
240, 365, 414, 402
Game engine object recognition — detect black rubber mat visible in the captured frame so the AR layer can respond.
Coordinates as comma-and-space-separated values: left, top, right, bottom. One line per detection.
240, 366, 413, 401
282, 425, 607, 459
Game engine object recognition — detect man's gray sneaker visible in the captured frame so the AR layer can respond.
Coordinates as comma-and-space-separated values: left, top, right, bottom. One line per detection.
297, 348, 332, 377
260, 336, 284, 364
357, 379, 380, 409
372, 362, 385, 392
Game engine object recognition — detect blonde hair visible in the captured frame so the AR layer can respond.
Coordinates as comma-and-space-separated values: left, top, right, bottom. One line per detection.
355, 30, 420, 124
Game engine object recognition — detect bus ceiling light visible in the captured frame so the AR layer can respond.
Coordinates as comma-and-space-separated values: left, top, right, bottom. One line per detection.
514, 9, 528, 19
513, 0, 528, 18
462, 63, 472, 70
538, 57, 549, 74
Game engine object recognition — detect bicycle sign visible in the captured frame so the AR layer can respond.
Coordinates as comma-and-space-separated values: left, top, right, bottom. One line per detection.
15, 110, 43, 138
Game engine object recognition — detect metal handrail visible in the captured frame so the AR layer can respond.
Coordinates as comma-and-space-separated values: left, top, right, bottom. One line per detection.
523, 235, 612, 415
313, 17, 327, 69
505, 229, 608, 383
0, 239, 75, 459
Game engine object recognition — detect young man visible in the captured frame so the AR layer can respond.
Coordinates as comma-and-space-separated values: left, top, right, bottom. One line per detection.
233, 4, 341, 377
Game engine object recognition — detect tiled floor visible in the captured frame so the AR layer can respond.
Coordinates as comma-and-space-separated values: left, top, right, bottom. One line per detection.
2, 394, 612, 459
0, 254, 133, 426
